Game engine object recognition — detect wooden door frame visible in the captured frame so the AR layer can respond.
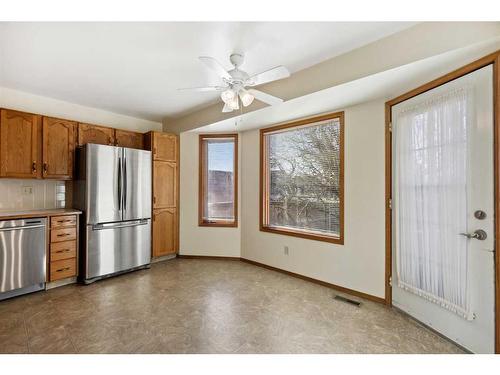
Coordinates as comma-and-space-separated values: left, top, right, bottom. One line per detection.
385, 50, 500, 354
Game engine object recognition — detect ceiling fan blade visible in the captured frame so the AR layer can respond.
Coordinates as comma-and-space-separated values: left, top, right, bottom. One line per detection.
222, 103, 234, 113
177, 86, 224, 92
247, 66, 290, 86
248, 89, 284, 106
199, 56, 232, 80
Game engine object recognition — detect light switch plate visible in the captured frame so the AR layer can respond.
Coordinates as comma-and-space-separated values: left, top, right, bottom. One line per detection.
22, 186, 33, 195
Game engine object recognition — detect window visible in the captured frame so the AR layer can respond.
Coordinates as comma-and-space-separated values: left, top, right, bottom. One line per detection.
199, 134, 238, 227
260, 112, 344, 244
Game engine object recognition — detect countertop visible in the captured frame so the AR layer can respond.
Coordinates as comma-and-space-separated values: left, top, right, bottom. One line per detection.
0, 208, 82, 220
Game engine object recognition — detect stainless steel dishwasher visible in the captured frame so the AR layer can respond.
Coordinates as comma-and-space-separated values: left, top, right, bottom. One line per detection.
0, 218, 47, 301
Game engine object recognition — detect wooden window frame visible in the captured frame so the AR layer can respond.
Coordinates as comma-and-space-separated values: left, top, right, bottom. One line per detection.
198, 133, 239, 227
259, 111, 344, 244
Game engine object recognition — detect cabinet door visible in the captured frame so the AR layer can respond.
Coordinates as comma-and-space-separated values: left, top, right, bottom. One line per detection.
153, 208, 177, 257
153, 161, 177, 208
77, 123, 115, 146
153, 132, 177, 161
115, 129, 144, 149
0, 109, 41, 178
42, 117, 76, 179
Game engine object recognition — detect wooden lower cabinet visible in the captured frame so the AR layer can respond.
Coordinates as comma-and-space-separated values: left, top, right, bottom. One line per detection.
50, 258, 77, 281
50, 227, 76, 243
49, 214, 78, 281
152, 208, 177, 257
50, 241, 77, 262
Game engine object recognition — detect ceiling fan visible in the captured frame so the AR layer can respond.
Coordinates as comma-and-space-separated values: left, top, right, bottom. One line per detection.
179, 53, 290, 113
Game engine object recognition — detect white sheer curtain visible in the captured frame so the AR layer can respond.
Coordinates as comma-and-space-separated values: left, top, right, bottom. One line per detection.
394, 85, 474, 320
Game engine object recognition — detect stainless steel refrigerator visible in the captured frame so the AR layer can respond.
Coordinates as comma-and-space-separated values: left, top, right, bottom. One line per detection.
74, 144, 152, 283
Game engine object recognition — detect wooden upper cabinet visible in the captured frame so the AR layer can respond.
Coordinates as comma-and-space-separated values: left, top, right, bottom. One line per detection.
77, 123, 115, 146
42, 117, 76, 180
0, 109, 42, 178
115, 129, 144, 149
153, 161, 177, 208
153, 208, 177, 257
153, 132, 177, 161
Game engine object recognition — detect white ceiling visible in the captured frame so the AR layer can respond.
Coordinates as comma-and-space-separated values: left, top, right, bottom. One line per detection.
193, 37, 500, 133
0, 22, 416, 121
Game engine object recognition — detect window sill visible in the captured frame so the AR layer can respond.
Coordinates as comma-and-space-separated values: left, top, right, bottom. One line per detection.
260, 225, 343, 244
199, 220, 238, 228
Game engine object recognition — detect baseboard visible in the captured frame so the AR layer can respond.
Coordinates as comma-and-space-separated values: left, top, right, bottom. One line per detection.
177, 254, 241, 261
46, 277, 77, 290
240, 258, 386, 305
151, 254, 177, 263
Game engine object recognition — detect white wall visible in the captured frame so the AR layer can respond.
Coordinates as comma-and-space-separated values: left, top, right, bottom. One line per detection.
178, 99, 386, 299
240, 99, 386, 298
179, 132, 241, 257
0, 87, 162, 132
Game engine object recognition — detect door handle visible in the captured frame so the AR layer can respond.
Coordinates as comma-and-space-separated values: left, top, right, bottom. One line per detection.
118, 156, 122, 211
123, 154, 127, 211
92, 219, 148, 230
459, 229, 487, 240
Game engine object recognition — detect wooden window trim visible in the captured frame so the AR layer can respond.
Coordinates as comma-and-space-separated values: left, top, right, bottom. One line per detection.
198, 133, 238, 227
259, 111, 345, 244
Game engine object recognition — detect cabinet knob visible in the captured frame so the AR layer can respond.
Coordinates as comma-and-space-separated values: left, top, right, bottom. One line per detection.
32, 162, 37, 173
43, 163, 48, 172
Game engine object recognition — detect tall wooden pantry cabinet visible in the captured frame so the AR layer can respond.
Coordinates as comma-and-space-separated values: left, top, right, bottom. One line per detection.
144, 131, 179, 257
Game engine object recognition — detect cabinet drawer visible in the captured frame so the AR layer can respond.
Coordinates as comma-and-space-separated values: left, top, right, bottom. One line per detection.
51, 215, 77, 228
50, 240, 76, 261
51, 227, 76, 243
50, 258, 76, 281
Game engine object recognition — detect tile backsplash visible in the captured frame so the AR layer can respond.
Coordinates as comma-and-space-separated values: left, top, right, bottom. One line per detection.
0, 179, 66, 210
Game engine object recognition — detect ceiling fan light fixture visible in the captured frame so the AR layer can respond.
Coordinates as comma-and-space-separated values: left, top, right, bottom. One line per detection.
222, 103, 233, 113
227, 95, 239, 110
220, 89, 236, 104
239, 89, 254, 107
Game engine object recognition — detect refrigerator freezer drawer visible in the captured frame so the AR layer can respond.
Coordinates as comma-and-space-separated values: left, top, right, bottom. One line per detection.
85, 220, 151, 280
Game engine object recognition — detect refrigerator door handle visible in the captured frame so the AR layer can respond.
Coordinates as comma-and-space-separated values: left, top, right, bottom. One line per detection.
123, 151, 127, 212
92, 219, 149, 231
117, 156, 122, 211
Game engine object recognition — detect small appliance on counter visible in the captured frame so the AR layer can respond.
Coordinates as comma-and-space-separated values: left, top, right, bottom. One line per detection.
0, 218, 46, 301
74, 143, 152, 283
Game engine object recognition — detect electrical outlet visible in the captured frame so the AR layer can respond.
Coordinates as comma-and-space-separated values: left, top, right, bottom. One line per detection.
22, 186, 33, 195
284, 246, 289, 255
